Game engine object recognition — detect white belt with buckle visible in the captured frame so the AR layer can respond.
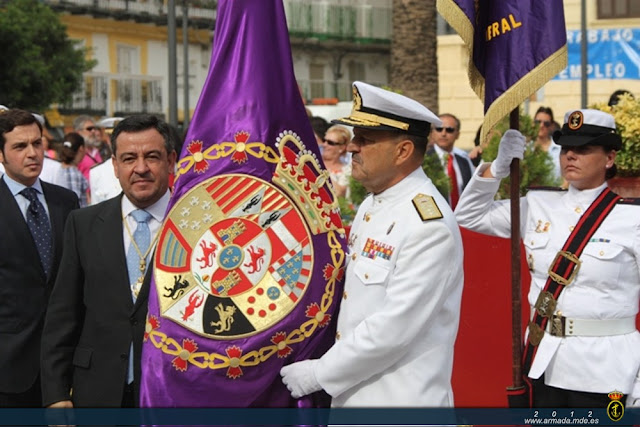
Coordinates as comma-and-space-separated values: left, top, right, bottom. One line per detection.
547, 316, 637, 337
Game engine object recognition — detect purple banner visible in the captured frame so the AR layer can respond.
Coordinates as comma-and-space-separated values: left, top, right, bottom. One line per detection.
140, 0, 346, 407
437, 0, 567, 137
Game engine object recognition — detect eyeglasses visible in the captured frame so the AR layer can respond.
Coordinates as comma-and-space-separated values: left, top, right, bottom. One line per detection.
84, 126, 97, 132
534, 120, 552, 128
322, 138, 343, 146
434, 127, 456, 134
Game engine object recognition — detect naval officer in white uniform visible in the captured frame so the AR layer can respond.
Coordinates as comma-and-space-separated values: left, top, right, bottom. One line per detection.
280, 81, 465, 407
455, 109, 640, 408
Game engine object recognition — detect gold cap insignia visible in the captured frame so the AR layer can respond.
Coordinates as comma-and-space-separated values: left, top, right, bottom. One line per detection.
353, 86, 362, 111
568, 111, 584, 130
412, 194, 443, 221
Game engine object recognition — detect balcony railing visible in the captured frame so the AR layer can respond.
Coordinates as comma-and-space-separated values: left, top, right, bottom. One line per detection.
284, 0, 391, 43
62, 72, 163, 116
44, 0, 391, 40
44, 0, 216, 27
297, 79, 385, 102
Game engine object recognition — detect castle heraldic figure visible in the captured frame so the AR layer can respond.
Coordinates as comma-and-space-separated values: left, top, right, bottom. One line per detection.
280, 81, 465, 407
455, 109, 640, 408
0, 109, 78, 407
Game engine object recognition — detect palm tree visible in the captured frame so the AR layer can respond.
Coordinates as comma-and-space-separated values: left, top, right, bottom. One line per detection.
390, 0, 438, 112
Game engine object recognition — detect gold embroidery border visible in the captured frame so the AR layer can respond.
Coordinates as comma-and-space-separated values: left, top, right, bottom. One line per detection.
175, 141, 280, 180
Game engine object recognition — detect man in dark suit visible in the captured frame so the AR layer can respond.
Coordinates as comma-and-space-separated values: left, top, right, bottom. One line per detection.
41, 114, 176, 408
0, 109, 79, 407
428, 113, 475, 210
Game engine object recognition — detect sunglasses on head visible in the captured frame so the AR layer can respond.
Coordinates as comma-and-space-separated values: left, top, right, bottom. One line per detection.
434, 126, 456, 134
534, 119, 552, 128
323, 138, 343, 146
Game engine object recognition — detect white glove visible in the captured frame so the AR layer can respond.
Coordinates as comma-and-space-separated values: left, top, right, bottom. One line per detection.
489, 129, 526, 179
280, 359, 322, 398
626, 375, 640, 407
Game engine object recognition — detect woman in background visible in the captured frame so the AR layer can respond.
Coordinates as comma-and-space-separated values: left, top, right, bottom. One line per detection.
57, 132, 90, 207
533, 106, 562, 181
320, 124, 351, 199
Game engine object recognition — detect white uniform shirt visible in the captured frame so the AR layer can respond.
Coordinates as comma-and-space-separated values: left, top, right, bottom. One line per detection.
315, 167, 464, 407
455, 164, 640, 394
90, 158, 122, 204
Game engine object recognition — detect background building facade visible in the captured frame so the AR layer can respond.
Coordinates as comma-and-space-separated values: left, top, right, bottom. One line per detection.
40, 0, 640, 150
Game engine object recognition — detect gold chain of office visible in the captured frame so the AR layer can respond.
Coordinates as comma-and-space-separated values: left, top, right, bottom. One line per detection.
145, 230, 344, 373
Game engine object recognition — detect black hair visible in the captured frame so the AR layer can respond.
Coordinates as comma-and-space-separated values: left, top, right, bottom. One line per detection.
110, 114, 175, 156
59, 132, 85, 164
534, 106, 554, 122
0, 109, 42, 152
608, 89, 634, 107
310, 116, 330, 140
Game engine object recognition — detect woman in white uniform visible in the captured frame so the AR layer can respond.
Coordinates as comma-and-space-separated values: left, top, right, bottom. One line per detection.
455, 109, 640, 407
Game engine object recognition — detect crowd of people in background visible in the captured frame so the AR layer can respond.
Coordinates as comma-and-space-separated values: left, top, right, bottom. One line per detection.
0, 85, 637, 412
5, 86, 632, 216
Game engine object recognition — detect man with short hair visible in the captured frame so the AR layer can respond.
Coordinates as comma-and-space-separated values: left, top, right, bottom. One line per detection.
280, 82, 464, 407
41, 114, 177, 408
429, 113, 475, 209
74, 115, 109, 180
0, 109, 78, 407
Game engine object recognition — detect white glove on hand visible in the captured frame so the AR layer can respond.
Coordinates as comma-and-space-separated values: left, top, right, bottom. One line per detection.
489, 129, 526, 179
626, 375, 640, 407
280, 359, 321, 399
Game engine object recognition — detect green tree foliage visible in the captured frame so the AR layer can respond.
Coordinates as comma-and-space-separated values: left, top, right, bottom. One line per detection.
481, 112, 560, 199
0, 0, 95, 111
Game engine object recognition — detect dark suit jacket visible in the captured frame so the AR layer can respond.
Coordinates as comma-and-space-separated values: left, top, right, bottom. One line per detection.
40, 195, 151, 407
0, 178, 78, 394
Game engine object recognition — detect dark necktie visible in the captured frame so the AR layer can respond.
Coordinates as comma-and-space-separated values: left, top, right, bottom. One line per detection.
21, 187, 53, 275
446, 154, 460, 210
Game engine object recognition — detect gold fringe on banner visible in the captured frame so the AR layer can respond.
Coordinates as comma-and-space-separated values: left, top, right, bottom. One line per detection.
483, 46, 568, 144
436, 0, 485, 102
436, 0, 568, 145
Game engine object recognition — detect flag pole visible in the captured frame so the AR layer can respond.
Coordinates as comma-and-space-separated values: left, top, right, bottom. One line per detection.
507, 108, 524, 394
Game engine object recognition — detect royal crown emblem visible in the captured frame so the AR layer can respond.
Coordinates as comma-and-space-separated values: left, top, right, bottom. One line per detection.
274, 131, 342, 235
608, 391, 624, 401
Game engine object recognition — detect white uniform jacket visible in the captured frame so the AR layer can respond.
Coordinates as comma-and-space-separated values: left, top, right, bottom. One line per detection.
89, 158, 122, 205
455, 164, 640, 394
315, 167, 464, 407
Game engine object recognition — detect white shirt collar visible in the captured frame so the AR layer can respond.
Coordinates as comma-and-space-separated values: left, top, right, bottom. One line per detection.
2, 174, 44, 196
371, 167, 428, 204
566, 181, 608, 205
121, 190, 171, 222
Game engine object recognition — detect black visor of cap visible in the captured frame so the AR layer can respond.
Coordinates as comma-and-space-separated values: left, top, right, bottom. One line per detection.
553, 123, 622, 150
